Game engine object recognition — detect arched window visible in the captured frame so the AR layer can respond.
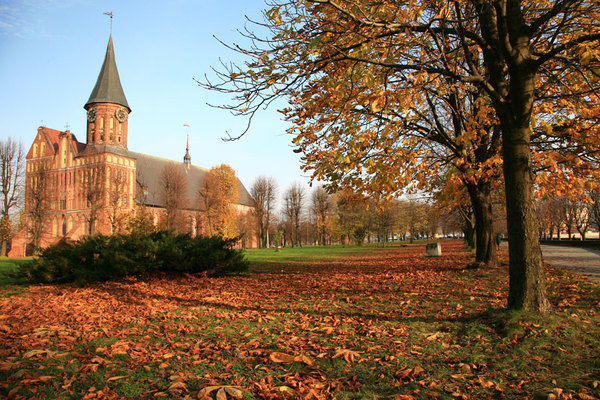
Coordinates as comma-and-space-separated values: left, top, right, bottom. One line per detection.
33, 144, 38, 158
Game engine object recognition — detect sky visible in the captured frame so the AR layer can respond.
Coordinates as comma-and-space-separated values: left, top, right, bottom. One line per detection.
0, 0, 314, 204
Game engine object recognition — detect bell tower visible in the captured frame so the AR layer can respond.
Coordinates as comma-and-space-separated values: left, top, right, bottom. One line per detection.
84, 35, 131, 148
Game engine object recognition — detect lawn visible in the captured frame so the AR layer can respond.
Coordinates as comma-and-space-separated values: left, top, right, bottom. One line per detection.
0, 240, 599, 399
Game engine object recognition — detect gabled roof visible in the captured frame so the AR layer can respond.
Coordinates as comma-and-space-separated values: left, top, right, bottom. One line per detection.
84, 35, 130, 111
130, 151, 255, 210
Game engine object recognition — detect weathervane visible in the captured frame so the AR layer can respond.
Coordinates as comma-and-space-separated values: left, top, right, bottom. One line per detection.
104, 11, 113, 34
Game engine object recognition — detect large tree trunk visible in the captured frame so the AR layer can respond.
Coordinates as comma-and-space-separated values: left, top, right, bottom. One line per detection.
500, 69, 551, 312
466, 183, 498, 267
0, 240, 6, 257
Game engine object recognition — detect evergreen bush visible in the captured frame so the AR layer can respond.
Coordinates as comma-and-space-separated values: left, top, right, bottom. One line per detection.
18, 232, 248, 284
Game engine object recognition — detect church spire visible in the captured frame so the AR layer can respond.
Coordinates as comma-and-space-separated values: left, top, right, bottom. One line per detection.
184, 134, 191, 165
84, 34, 131, 148
84, 35, 130, 112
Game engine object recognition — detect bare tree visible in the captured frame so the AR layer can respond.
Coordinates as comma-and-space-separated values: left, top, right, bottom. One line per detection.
0, 138, 24, 256
250, 176, 277, 248
283, 182, 305, 247
573, 200, 591, 240
311, 186, 332, 246
591, 191, 600, 239
27, 162, 53, 253
236, 210, 254, 248
81, 166, 106, 236
159, 163, 188, 233
559, 198, 576, 240
108, 168, 128, 234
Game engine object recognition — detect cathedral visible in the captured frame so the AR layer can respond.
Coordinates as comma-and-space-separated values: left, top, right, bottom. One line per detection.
8, 35, 255, 256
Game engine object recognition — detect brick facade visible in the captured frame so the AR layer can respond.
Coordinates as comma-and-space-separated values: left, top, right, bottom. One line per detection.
7, 35, 255, 256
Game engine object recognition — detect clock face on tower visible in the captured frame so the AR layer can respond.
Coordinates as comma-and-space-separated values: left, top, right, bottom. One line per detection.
115, 108, 128, 123
87, 108, 97, 122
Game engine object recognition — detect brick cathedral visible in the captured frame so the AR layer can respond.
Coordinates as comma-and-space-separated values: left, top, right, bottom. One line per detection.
8, 35, 254, 256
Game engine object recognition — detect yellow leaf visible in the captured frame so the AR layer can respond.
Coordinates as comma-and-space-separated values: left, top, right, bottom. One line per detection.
22, 349, 51, 358
477, 376, 494, 388
107, 375, 128, 381
279, 385, 296, 394
269, 352, 297, 363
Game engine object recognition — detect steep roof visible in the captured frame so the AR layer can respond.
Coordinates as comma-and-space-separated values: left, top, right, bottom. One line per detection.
129, 151, 255, 210
84, 35, 130, 111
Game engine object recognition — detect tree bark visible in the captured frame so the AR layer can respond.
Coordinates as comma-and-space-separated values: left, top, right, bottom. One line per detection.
499, 62, 551, 312
466, 183, 498, 267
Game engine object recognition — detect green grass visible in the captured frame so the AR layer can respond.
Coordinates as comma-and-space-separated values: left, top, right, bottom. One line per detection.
243, 240, 423, 264
0, 257, 32, 285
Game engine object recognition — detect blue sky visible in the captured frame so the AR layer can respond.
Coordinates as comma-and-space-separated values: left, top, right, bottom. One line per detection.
0, 0, 312, 203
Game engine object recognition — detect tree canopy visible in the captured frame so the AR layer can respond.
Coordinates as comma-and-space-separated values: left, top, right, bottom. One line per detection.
202, 0, 600, 312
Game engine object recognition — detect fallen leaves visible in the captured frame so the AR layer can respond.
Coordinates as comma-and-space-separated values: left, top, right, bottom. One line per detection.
269, 351, 314, 365
395, 364, 425, 382
332, 348, 362, 363
198, 385, 243, 400
0, 240, 598, 399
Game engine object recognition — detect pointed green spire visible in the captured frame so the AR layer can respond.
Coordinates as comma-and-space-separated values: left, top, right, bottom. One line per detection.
85, 35, 130, 111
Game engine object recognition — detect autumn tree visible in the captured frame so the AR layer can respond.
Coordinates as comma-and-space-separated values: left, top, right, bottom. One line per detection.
283, 182, 305, 247
311, 186, 333, 246
159, 163, 188, 234
537, 197, 566, 239
203, 0, 600, 312
199, 164, 240, 237
336, 190, 371, 246
250, 176, 277, 247
0, 138, 24, 256
370, 199, 399, 246
397, 199, 429, 244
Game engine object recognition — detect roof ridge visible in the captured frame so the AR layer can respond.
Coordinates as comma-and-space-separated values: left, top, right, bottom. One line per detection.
128, 150, 209, 172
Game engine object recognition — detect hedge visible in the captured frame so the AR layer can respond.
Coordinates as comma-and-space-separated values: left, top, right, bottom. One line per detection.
18, 232, 248, 284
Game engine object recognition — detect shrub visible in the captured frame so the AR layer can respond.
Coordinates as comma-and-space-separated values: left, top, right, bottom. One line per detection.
18, 232, 248, 284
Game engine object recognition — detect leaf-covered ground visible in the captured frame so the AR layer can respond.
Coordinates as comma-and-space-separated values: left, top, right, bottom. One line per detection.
1, 240, 599, 399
